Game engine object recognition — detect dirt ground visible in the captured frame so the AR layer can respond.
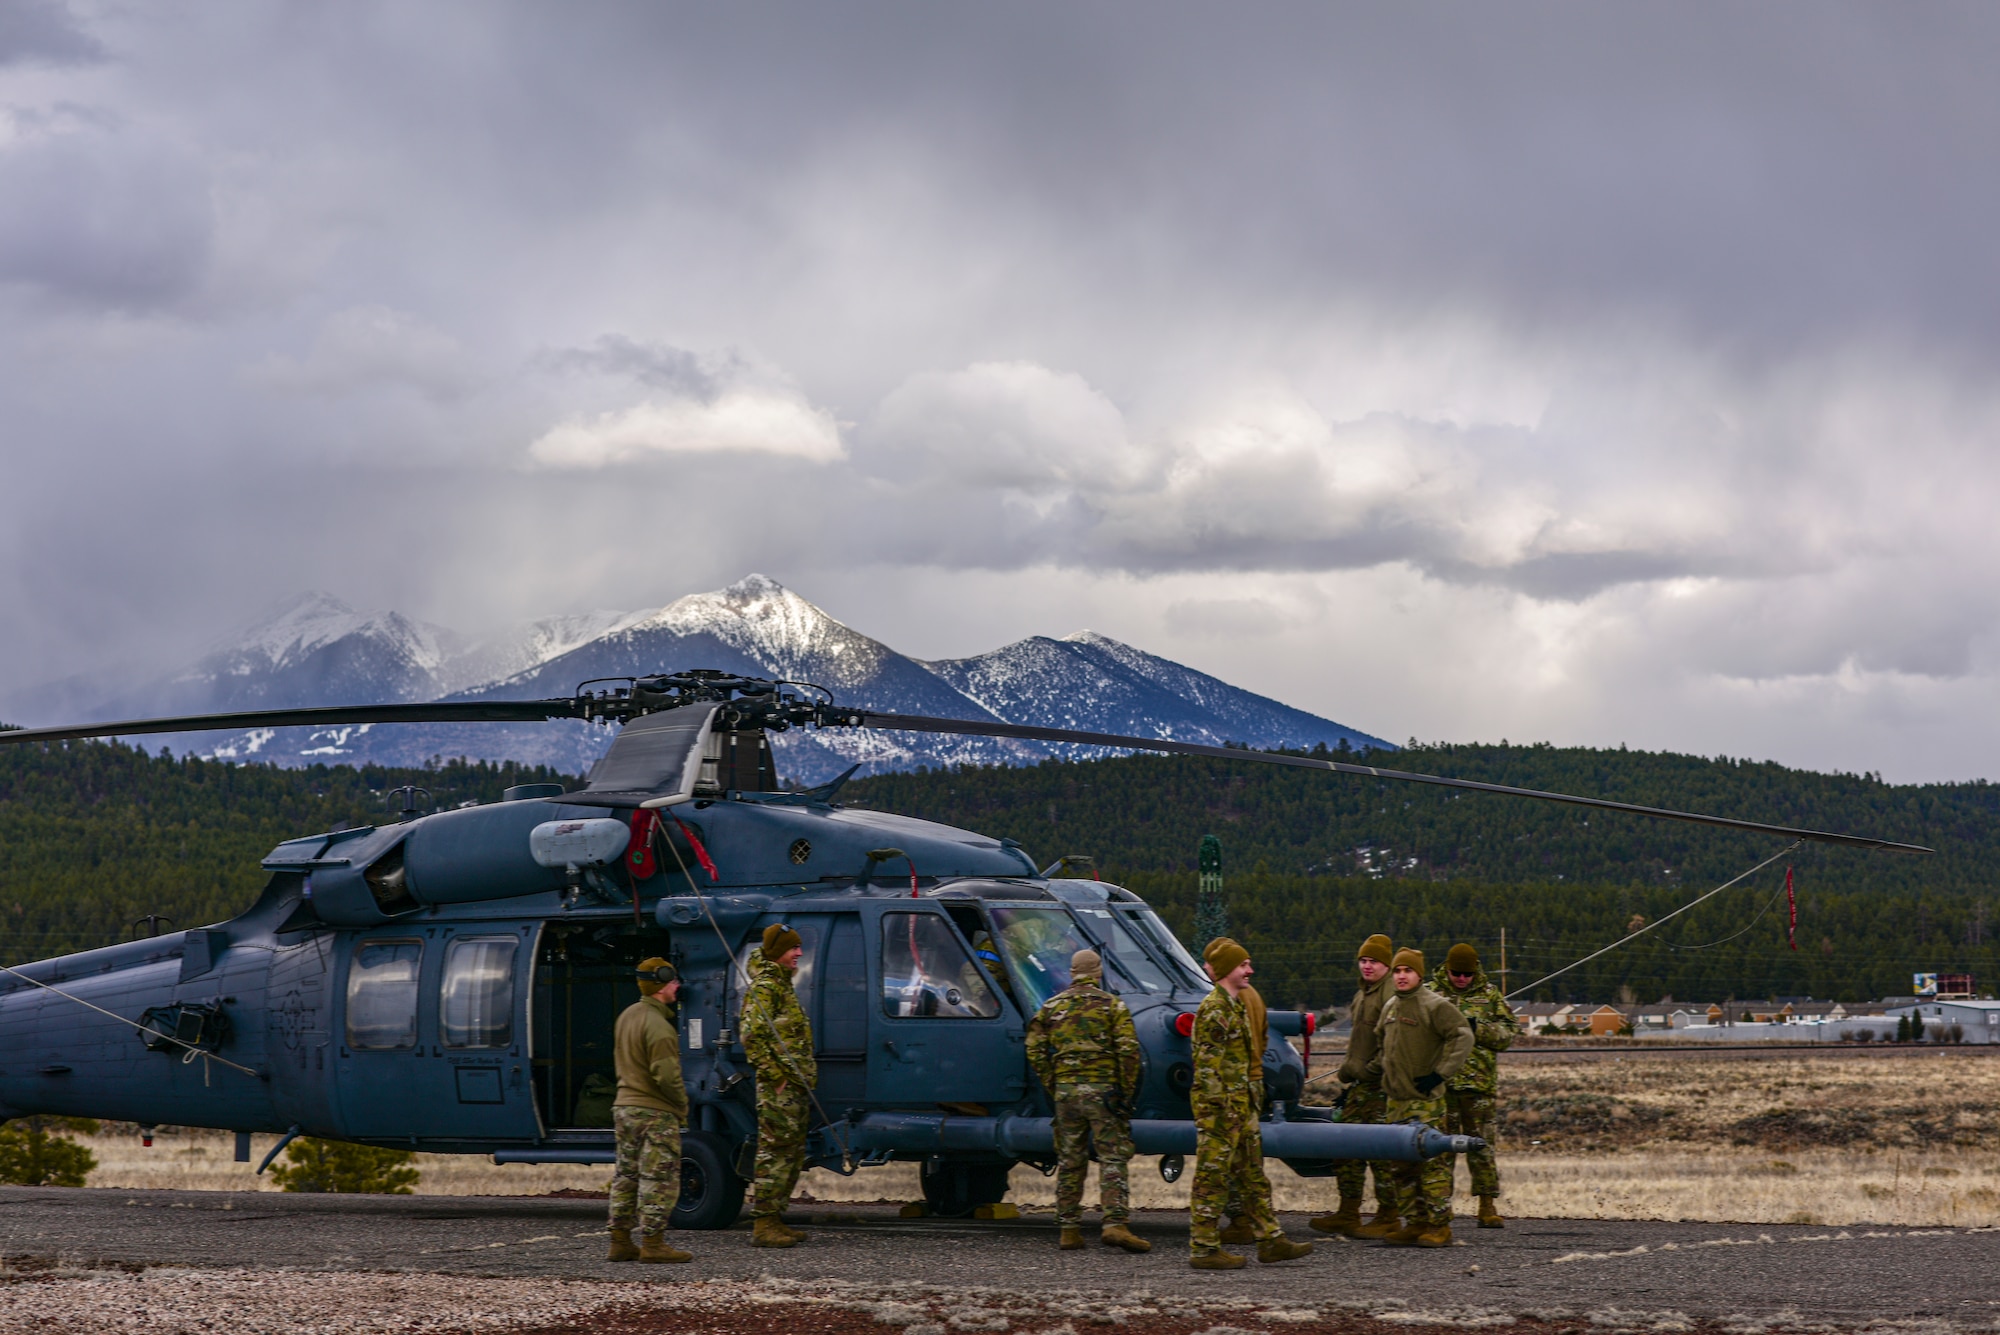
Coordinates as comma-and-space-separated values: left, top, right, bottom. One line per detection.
69, 1049, 2000, 1228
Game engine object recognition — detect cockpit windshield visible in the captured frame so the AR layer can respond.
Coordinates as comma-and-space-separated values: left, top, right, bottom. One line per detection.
987, 906, 1091, 1011
1119, 907, 1212, 991
1069, 905, 1179, 996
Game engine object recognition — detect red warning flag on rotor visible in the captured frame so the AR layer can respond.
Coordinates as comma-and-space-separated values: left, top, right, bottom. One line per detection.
1786, 866, 1798, 950
669, 813, 720, 882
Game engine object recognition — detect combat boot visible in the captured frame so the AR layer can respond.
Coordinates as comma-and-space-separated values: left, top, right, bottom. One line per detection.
1101, 1223, 1151, 1253
1189, 1249, 1247, 1270
775, 1218, 808, 1243
1257, 1236, 1313, 1263
1309, 1197, 1365, 1236
1059, 1226, 1085, 1250
638, 1233, 692, 1263
1218, 1216, 1256, 1245
1351, 1210, 1402, 1240
1379, 1221, 1427, 1246
1414, 1223, 1453, 1247
750, 1215, 797, 1248
1478, 1195, 1504, 1228
606, 1226, 639, 1262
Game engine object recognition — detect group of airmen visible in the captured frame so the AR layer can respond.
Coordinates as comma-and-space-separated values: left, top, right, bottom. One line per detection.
601, 923, 1517, 1269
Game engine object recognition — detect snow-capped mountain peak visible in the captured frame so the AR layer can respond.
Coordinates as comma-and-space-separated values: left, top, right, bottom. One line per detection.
630, 573, 894, 686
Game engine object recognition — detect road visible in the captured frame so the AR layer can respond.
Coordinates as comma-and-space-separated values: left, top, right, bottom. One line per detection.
1, 1187, 1992, 1333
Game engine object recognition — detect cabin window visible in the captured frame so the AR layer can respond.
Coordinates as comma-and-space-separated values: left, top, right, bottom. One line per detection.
347, 940, 423, 1050
881, 913, 999, 1019
441, 936, 518, 1049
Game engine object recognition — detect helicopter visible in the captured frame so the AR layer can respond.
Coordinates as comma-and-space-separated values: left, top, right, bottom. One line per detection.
0, 670, 1929, 1228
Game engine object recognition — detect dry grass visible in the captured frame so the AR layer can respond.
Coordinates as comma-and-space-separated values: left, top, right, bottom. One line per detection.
80, 1128, 612, 1197
64, 1052, 2000, 1227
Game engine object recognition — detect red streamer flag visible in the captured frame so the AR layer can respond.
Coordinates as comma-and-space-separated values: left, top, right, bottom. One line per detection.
1786, 866, 1798, 950
669, 813, 720, 882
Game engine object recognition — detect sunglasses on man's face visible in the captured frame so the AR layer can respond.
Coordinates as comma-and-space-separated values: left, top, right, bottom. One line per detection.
1449, 970, 1475, 980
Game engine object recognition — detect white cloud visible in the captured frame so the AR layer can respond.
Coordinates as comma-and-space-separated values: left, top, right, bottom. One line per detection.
528, 385, 844, 468
868, 360, 1147, 493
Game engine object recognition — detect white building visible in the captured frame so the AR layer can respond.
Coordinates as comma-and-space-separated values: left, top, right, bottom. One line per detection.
1886, 998, 2000, 1042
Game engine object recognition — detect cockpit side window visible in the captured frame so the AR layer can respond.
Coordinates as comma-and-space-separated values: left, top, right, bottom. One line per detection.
880, 912, 1000, 1019
988, 906, 1091, 1012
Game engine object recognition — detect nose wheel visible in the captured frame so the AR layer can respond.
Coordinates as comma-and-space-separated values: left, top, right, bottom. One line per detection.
672, 1130, 747, 1230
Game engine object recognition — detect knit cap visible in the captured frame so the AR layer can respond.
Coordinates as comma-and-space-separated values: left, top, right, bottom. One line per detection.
1204, 936, 1250, 980
1445, 943, 1480, 974
1070, 949, 1102, 980
1356, 933, 1393, 966
1390, 947, 1425, 973
761, 923, 803, 961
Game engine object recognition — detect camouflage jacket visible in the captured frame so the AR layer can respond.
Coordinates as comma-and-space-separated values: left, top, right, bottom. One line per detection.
742, 954, 817, 1089
1430, 964, 1518, 1094
1025, 981, 1141, 1097
1190, 985, 1262, 1122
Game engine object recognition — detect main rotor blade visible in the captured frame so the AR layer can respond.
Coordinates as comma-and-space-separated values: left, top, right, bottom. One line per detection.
850, 711, 1934, 854
0, 699, 585, 746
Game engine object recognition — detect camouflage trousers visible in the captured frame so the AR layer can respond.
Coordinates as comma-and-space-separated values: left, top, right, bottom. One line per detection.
1053, 1084, 1134, 1226
752, 1081, 810, 1218
1385, 1091, 1453, 1226
609, 1105, 682, 1235
1332, 1079, 1397, 1210
1188, 1103, 1281, 1255
1443, 1088, 1501, 1197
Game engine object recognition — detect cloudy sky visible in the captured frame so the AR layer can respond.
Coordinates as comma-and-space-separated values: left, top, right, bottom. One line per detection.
4, 2, 1999, 782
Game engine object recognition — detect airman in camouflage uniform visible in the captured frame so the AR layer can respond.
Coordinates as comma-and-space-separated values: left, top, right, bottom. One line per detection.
742, 923, 817, 1248
1313, 933, 1398, 1238
1375, 947, 1473, 1247
1218, 981, 1267, 1245
1433, 942, 1518, 1228
1025, 949, 1149, 1253
1187, 938, 1312, 1270
608, 957, 690, 1264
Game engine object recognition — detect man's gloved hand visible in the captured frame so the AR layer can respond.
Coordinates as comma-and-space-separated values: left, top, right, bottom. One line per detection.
1329, 1084, 1351, 1110
1413, 1072, 1443, 1095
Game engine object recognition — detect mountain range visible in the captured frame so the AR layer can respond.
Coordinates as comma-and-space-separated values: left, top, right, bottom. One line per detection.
2, 576, 1390, 784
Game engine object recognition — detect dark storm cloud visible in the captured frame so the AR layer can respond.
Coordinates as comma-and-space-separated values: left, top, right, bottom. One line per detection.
7, 2, 2000, 778
0, 0, 103, 67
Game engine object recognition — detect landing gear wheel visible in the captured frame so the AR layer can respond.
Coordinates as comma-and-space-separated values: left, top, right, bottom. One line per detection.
919, 1159, 1012, 1218
672, 1130, 747, 1230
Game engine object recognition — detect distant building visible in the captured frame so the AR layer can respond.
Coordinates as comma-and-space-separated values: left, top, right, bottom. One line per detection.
1886, 998, 2000, 1041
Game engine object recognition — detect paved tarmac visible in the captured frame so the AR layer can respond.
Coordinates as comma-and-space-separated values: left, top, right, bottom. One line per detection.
1, 1187, 1992, 1329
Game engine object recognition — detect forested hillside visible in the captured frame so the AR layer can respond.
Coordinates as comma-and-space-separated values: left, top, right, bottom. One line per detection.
844, 742, 2000, 1008
0, 737, 575, 958
2, 735, 1995, 1009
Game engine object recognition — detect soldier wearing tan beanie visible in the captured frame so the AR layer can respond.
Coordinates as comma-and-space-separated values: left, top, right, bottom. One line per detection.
1372, 944, 1473, 1246
1312, 932, 1401, 1239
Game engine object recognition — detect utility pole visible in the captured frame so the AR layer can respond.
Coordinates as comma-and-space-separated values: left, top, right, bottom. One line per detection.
1194, 834, 1228, 949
